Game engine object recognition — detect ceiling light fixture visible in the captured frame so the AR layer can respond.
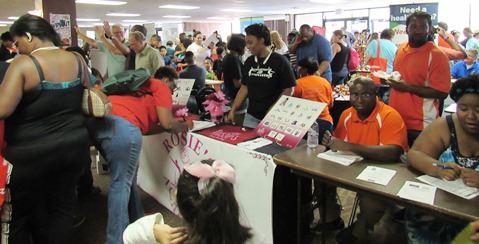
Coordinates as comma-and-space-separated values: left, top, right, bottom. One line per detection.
0, 21, 14, 24
163, 15, 191, 19
106, 13, 140, 17
158, 5, 199, 10
0, 24, 6, 27
220, 9, 252, 12
122, 20, 147, 23
207, 17, 231, 20
309, 0, 347, 3
77, 18, 101, 22
7, 16, 19, 20
76, 0, 127, 5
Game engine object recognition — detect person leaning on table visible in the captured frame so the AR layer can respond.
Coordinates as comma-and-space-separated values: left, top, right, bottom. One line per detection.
321, 77, 409, 244
86, 66, 193, 244
406, 74, 479, 244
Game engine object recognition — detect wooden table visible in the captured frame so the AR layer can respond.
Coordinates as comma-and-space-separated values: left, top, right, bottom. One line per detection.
273, 144, 479, 243
205, 79, 223, 91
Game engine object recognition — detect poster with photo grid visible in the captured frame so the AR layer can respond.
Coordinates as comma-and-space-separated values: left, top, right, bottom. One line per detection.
255, 95, 326, 149
172, 78, 195, 106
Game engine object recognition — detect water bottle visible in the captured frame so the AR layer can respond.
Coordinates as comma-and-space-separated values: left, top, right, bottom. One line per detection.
307, 121, 319, 148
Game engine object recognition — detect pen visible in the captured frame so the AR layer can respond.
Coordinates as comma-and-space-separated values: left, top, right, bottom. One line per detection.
432, 163, 455, 170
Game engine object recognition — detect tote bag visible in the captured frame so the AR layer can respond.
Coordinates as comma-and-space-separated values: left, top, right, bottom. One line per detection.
367, 40, 388, 84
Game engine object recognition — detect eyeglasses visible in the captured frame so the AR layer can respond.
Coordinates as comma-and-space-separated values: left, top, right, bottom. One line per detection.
350, 92, 375, 100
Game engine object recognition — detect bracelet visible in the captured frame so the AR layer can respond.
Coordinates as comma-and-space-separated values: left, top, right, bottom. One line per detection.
443, 36, 449, 41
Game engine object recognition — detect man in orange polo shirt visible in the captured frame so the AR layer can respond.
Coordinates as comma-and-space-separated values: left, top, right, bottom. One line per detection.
388, 11, 450, 147
322, 77, 408, 243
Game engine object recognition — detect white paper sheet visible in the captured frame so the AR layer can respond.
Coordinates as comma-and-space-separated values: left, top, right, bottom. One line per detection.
191, 121, 216, 132
417, 175, 479, 200
204, 34, 219, 46
237, 138, 273, 150
397, 181, 437, 205
356, 166, 396, 186
317, 150, 363, 166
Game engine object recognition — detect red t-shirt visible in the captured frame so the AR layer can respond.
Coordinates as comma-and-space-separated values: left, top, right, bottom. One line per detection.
292, 75, 333, 122
109, 78, 172, 134
334, 98, 409, 151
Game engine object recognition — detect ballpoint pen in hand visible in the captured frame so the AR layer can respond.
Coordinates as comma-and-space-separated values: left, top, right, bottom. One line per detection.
432, 163, 455, 170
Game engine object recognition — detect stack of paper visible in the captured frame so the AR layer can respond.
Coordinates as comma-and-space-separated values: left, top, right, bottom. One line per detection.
397, 181, 437, 205
317, 150, 363, 166
356, 166, 396, 185
191, 121, 216, 132
417, 175, 479, 200
237, 138, 273, 150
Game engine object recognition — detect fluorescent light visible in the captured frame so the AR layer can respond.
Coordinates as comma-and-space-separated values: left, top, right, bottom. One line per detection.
77, 18, 101, 22
207, 17, 231, 20
309, 0, 347, 3
159, 4, 199, 10
106, 13, 140, 17
8, 16, 19, 20
76, 0, 127, 5
220, 9, 252, 12
122, 20, 147, 23
78, 24, 94, 28
0, 24, 6, 27
0, 21, 14, 24
163, 15, 191, 19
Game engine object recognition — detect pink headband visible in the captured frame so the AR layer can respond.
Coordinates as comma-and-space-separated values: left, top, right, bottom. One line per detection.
183, 160, 236, 194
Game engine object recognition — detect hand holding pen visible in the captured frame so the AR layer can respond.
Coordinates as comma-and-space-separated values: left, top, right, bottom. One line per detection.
434, 162, 461, 181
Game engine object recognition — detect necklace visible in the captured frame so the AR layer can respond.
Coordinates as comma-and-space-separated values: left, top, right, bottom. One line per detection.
254, 50, 272, 68
30, 46, 60, 54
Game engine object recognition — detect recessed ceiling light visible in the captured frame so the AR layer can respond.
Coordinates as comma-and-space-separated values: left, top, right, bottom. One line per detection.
220, 9, 252, 12
158, 5, 199, 10
76, 0, 127, 5
106, 13, 140, 17
122, 20, 147, 23
77, 18, 101, 22
7, 16, 19, 20
207, 17, 231, 20
163, 15, 191, 19
0, 21, 14, 24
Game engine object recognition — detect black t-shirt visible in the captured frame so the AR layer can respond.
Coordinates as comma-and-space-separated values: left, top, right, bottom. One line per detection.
242, 52, 296, 119
222, 54, 242, 99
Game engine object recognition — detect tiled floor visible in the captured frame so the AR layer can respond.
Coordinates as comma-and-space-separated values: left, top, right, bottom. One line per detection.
73, 171, 407, 244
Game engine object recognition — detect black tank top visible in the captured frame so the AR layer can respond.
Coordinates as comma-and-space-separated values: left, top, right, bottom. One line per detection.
445, 115, 479, 169
330, 43, 349, 72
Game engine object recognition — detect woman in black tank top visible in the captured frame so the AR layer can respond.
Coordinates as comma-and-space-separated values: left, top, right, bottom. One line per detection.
330, 30, 350, 86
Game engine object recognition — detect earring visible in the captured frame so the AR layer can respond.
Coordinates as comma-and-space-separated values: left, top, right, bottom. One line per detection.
26, 32, 32, 42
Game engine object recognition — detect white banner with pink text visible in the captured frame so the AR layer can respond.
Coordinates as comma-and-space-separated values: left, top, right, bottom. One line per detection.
137, 132, 275, 243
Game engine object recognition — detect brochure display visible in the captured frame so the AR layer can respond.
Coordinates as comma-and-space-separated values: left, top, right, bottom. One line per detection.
256, 95, 326, 148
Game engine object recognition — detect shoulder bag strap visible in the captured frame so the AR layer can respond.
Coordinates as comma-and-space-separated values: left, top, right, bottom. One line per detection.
72, 52, 94, 113
28, 55, 45, 89
376, 40, 381, 58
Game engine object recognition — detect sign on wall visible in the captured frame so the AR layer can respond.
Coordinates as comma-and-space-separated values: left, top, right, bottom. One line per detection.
50, 13, 71, 46
389, 3, 439, 45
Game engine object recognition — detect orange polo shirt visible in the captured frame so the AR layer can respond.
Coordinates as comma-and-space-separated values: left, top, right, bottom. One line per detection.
334, 98, 409, 150
438, 32, 454, 49
292, 75, 333, 122
390, 42, 451, 131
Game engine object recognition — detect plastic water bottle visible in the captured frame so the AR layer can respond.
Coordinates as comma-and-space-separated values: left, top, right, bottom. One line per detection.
307, 121, 319, 148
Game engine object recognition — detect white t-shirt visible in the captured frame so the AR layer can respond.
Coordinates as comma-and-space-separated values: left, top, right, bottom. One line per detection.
186, 42, 211, 67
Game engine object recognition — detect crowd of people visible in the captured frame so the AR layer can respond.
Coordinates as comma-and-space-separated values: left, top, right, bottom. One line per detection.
0, 10, 478, 244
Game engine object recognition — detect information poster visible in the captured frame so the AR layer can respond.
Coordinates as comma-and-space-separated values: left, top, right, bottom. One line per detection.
172, 78, 195, 106
50, 13, 71, 45
256, 96, 326, 148
389, 3, 438, 45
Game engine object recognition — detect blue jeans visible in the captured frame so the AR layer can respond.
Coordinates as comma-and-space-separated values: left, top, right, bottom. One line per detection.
243, 113, 262, 128
87, 115, 145, 244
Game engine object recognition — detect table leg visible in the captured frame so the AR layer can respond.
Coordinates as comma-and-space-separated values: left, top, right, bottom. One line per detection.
321, 182, 327, 244
297, 175, 302, 244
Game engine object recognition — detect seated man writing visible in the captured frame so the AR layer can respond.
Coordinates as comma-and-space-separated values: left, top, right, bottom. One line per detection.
321, 77, 409, 243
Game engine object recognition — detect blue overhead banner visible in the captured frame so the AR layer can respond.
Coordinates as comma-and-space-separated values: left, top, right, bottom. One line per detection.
390, 3, 439, 45
240, 17, 264, 34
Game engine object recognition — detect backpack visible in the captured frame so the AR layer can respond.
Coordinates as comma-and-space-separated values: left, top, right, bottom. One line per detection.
347, 47, 360, 71
101, 68, 150, 95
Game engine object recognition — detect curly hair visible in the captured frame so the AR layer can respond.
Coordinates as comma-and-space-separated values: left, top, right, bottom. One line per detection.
450, 74, 479, 102
177, 159, 252, 244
